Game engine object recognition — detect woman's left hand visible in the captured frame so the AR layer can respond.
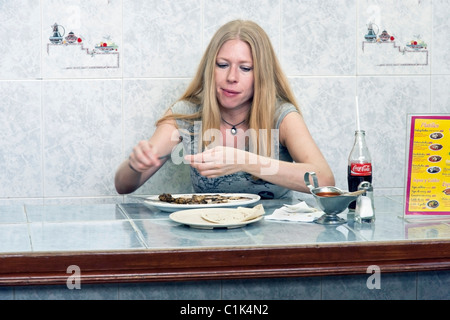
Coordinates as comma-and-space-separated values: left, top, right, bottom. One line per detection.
184, 146, 249, 178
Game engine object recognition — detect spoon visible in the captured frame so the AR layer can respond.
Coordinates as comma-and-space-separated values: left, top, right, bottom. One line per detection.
314, 189, 367, 198
341, 189, 366, 197
158, 136, 183, 160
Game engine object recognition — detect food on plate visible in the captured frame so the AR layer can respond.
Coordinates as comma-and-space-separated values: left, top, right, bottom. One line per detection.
443, 188, 450, 196
426, 200, 439, 209
428, 155, 442, 163
427, 166, 440, 174
201, 204, 265, 224
429, 132, 443, 140
158, 193, 252, 204
429, 144, 443, 151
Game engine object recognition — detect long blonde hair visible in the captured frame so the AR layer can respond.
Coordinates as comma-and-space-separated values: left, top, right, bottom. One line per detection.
158, 19, 300, 157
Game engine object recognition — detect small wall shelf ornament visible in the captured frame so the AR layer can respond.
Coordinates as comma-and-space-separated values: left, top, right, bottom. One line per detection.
362, 23, 428, 67
47, 23, 119, 70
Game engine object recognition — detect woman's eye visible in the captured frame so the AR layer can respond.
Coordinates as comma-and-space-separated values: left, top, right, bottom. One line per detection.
216, 63, 228, 69
240, 66, 253, 72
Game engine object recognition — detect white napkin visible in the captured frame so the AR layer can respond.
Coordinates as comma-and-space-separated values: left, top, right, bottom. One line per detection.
265, 201, 324, 223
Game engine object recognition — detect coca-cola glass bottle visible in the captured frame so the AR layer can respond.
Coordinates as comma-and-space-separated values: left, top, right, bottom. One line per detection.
347, 130, 372, 210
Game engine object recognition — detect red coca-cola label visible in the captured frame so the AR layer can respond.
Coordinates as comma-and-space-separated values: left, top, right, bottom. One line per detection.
350, 163, 372, 176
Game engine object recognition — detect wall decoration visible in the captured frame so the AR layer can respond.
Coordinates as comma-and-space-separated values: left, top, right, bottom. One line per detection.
362, 23, 428, 67
46, 23, 119, 70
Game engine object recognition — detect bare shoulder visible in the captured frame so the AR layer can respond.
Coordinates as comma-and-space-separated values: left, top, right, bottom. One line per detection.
279, 111, 311, 144
280, 110, 305, 126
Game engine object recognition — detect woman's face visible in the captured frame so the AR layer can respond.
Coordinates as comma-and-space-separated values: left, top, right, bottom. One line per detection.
215, 39, 254, 112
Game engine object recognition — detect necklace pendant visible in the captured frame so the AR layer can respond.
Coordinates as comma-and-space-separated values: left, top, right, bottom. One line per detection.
231, 127, 237, 135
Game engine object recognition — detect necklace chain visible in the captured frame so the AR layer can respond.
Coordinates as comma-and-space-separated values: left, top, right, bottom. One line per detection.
221, 117, 246, 135
221, 117, 246, 128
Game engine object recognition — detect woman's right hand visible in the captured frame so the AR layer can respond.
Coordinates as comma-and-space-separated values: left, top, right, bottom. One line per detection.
115, 139, 171, 194
115, 112, 179, 194
127, 140, 164, 173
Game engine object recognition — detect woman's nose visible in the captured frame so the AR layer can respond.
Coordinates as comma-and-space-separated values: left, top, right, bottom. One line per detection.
227, 66, 238, 82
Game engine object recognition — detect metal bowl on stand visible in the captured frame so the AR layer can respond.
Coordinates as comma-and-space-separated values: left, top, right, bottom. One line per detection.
304, 172, 364, 225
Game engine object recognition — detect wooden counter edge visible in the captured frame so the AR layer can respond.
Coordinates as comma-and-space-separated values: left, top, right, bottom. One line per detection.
1, 240, 449, 286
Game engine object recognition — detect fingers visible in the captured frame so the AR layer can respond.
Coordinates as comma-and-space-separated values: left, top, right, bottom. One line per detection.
185, 152, 205, 164
186, 160, 222, 178
185, 146, 242, 164
184, 147, 219, 164
128, 140, 162, 172
184, 147, 244, 178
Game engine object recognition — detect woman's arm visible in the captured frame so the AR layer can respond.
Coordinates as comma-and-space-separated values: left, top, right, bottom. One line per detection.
274, 111, 335, 191
114, 119, 180, 194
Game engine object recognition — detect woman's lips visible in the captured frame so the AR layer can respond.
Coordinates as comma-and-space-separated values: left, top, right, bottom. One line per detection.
222, 88, 240, 97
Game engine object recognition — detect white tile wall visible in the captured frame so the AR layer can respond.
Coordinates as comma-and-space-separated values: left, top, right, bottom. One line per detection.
0, 0, 448, 204
0, 0, 41, 80
42, 79, 122, 197
123, 0, 202, 78
283, 0, 357, 76
0, 81, 42, 197
432, 0, 450, 74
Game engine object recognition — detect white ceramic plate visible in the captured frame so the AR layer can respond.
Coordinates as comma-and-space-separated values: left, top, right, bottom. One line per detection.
142, 193, 260, 213
169, 208, 263, 229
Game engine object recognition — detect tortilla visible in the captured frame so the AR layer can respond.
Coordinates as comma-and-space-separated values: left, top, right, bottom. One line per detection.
201, 204, 265, 224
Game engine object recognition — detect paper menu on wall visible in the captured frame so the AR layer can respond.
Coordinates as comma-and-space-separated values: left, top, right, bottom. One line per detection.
405, 115, 450, 217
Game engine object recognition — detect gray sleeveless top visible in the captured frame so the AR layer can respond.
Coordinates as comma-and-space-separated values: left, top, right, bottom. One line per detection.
172, 101, 298, 199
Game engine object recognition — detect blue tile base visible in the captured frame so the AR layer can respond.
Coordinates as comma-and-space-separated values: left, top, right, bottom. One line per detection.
1, 270, 448, 300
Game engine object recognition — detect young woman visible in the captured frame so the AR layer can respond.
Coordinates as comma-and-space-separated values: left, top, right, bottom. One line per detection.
115, 20, 335, 199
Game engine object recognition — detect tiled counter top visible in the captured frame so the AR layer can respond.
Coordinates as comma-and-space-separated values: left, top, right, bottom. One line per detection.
0, 196, 449, 286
